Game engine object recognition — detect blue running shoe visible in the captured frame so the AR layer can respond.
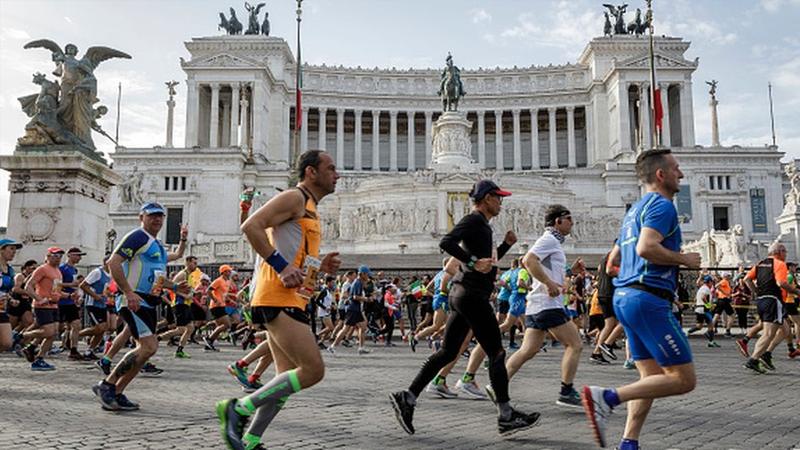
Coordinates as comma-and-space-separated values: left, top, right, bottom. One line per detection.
31, 358, 55, 371
92, 381, 119, 411
96, 358, 112, 375
115, 393, 140, 411
227, 363, 250, 389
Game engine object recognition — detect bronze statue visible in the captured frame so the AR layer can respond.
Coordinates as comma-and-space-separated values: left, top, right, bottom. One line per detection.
604, 12, 613, 37
18, 39, 130, 152
244, 2, 266, 35
166, 80, 179, 99
706, 80, 718, 100
261, 12, 270, 36
603, 3, 628, 35
219, 8, 243, 35
438, 53, 465, 112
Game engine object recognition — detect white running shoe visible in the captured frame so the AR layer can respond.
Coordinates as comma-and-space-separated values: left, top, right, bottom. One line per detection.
581, 385, 613, 448
425, 381, 458, 399
357, 347, 370, 355
455, 379, 488, 400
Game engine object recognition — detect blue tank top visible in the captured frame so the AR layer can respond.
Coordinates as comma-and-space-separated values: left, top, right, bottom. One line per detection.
614, 192, 682, 293
114, 228, 168, 308
1, 264, 14, 313
87, 267, 111, 308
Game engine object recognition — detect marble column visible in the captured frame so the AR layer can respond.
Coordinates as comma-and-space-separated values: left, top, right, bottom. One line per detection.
659, 83, 671, 147
640, 83, 652, 150
239, 85, 249, 152
336, 108, 345, 168
494, 110, 503, 171
220, 101, 230, 148
567, 106, 576, 167
300, 107, 309, 151
619, 82, 631, 152
477, 111, 486, 168
389, 110, 398, 171
548, 107, 558, 169
372, 111, 380, 171
710, 92, 720, 147
585, 104, 594, 163
354, 110, 363, 170
424, 111, 433, 167
530, 108, 539, 169
407, 112, 415, 171
165, 96, 176, 148
229, 84, 240, 146
185, 80, 199, 147
512, 109, 521, 171
317, 108, 327, 150
680, 81, 695, 146
209, 83, 220, 148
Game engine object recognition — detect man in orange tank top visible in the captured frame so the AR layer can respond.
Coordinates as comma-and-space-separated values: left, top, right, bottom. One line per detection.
216, 150, 341, 450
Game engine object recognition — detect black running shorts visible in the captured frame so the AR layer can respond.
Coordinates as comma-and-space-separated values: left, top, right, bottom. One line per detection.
713, 298, 734, 316
251, 306, 310, 326
174, 304, 192, 327
756, 296, 783, 324
34, 308, 59, 326
58, 304, 80, 323
210, 306, 228, 320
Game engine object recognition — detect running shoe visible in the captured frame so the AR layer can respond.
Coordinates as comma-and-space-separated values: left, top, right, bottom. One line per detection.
227, 364, 250, 389
724, 330, 733, 338
433, 339, 441, 352
455, 379, 488, 400
96, 358, 112, 375
788, 349, 800, 359
735, 339, 749, 357
216, 398, 247, 450
341, 339, 352, 348
22, 344, 37, 363
425, 381, 458, 399
581, 385, 613, 448
623, 359, 636, 370
175, 350, 191, 358
484, 384, 497, 405
599, 343, 617, 360
498, 408, 541, 436
68, 351, 84, 361
556, 388, 582, 408
31, 358, 55, 371
242, 376, 263, 393
508, 341, 520, 350
83, 352, 99, 361
743, 358, 767, 374
115, 393, 140, 411
140, 362, 164, 377
389, 391, 415, 435
326, 346, 336, 356
203, 337, 218, 352
590, 353, 611, 365
409, 335, 417, 353
759, 353, 776, 371
317, 342, 328, 350
707, 341, 721, 348
92, 381, 119, 411
357, 347, 371, 355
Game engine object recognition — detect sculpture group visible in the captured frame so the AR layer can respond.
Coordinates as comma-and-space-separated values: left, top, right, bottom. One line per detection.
16, 39, 130, 154
603, 3, 651, 37
219, 2, 270, 36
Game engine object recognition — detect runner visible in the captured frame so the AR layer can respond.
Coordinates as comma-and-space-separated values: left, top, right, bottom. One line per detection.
689, 276, 720, 347
712, 273, 735, 337
158, 256, 201, 358
581, 148, 701, 450
782, 262, 800, 358
496, 205, 584, 408
390, 179, 539, 436
0, 239, 23, 352
78, 257, 113, 359
91, 202, 188, 411
329, 265, 372, 355
59, 247, 87, 360
204, 265, 235, 351
20, 247, 66, 370
315, 276, 336, 344
495, 260, 517, 338
412, 258, 451, 349
216, 149, 341, 450
8, 259, 36, 335
590, 245, 624, 364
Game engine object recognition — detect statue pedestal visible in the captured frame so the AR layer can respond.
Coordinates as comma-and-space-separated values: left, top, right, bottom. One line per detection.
430, 111, 480, 173
0, 146, 123, 265
776, 208, 800, 262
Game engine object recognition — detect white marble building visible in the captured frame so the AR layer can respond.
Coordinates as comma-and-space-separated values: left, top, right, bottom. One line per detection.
108, 32, 785, 268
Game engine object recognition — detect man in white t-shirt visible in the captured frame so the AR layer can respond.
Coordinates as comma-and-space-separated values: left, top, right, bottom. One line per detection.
501, 205, 585, 408
690, 275, 719, 347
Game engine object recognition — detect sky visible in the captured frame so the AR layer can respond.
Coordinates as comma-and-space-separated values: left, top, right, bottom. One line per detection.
1, 0, 799, 228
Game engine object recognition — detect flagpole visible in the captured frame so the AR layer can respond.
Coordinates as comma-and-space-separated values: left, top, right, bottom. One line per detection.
292, 0, 303, 177
647, 0, 659, 149
115, 82, 122, 147
768, 82, 776, 147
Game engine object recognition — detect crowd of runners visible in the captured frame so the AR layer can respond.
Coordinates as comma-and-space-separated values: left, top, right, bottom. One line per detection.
2, 149, 800, 450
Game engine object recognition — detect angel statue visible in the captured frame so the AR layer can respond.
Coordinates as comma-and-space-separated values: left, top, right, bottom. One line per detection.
244, 2, 266, 35
19, 39, 130, 152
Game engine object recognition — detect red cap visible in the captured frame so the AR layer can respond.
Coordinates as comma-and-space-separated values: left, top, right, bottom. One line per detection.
47, 247, 65, 255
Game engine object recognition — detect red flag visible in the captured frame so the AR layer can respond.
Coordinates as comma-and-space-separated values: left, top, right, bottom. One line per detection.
653, 87, 663, 131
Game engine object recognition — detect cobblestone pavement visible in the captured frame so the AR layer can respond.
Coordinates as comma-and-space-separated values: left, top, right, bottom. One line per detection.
1, 334, 799, 450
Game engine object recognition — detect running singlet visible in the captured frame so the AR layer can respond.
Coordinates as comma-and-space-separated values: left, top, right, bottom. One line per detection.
251, 186, 321, 310
83, 267, 111, 308
507, 268, 520, 295
615, 192, 682, 293
497, 269, 513, 301
745, 257, 787, 300
516, 268, 530, 294
0, 264, 14, 313
58, 263, 78, 306
114, 227, 168, 308
209, 276, 229, 308
432, 270, 447, 296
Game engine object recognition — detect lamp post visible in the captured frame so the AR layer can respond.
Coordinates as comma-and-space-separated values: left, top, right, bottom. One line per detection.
289, 0, 303, 186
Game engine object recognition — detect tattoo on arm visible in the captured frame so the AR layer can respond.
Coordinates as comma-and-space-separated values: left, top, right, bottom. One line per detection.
111, 350, 138, 378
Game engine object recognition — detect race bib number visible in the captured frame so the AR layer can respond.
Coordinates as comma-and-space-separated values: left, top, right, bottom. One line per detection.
297, 256, 321, 300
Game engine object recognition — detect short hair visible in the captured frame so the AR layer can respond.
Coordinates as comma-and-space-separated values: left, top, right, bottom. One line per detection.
297, 149, 325, 181
345, 270, 356, 276
544, 204, 571, 226
325, 275, 336, 283
23, 259, 37, 269
635, 148, 672, 184
768, 242, 785, 255
185, 255, 197, 262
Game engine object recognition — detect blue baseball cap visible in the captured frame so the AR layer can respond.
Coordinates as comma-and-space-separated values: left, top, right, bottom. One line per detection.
469, 179, 512, 201
358, 265, 372, 276
703, 275, 713, 283
140, 202, 166, 215
0, 238, 23, 249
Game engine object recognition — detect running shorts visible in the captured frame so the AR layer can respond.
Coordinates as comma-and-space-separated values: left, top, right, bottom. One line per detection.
107, 303, 118, 315
251, 305, 310, 326
756, 296, 783, 324
119, 306, 158, 339
165, 305, 175, 325
0, 312, 8, 324
785, 301, 798, 316
419, 301, 433, 318
613, 287, 692, 367
7, 297, 32, 317
432, 294, 449, 312
509, 293, 526, 317
713, 298, 734, 316
588, 314, 604, 332
210, 306, 228, 320
58, 304, 80, 323
190, 303, 206, 321
86, 306, 108, 325
34, 308, 59, 326
497, 299, 510, 315
525, 308, 569, 331
598, 296, 615, 319
174, 304, 192, 327
345, 309, 365, 326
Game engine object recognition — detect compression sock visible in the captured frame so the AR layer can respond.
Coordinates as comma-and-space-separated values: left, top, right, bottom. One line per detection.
236, 369, 301, 416
461, 372, 475, 383
432, 375, 445, 385
509, 326, 517, 345
242, 396, 288, 445
498, 402, 513, 420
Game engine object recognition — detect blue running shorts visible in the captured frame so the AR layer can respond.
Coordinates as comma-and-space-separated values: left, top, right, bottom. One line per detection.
509, 293, 526, 317
432, 294, 449, 312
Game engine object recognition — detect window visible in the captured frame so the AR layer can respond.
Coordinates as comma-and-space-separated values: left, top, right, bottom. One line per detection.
709, 175, 733, 191
165, 207, 183, 244
164, 176, 188, 191
713, 206, 729, 231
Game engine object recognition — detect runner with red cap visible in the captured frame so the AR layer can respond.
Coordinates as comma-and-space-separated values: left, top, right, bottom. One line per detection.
204, 264, 236, 352
19, 247, 65, 370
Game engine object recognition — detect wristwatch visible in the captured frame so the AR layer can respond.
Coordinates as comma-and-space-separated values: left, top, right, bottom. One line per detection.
467, 255, 477, 269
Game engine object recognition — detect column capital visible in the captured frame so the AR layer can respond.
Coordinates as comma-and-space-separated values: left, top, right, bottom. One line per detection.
547, 106, 557, 113
318, 107, 327, 115
529, 107, 539, 114
477, 111, 486, 121
389, 110, 398, 118
424, 110, 433, 118
566, 105, 575, 113
512, 109, 521, 116
494, 110, 503, 118
354, 109, 363, 116
209, 82, 220, 91
336, 107, 345, 115
372, 110, 381, 119
659, 82, 671, 90
301, 106, 309, 113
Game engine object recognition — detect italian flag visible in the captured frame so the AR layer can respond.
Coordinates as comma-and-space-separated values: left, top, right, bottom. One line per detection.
409, 280, 423, 299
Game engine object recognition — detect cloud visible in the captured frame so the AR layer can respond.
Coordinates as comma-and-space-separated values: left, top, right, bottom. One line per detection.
760, 0, 800, 12
469, 8, 491, 24
64, 16, 73, 24
491, 5, 599, 55
666, 19, 737, 45
0, 28, 30, 40
773, 56, 800, 89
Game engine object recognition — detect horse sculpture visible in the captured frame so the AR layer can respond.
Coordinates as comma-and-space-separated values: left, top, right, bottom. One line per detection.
219, 8, 243, 35
438, 54, 465, 112
627, 8, 649, 35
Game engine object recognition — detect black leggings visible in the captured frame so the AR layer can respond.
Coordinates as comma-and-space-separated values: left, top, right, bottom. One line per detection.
736, 307, 749, 330
408, 283, 510, 403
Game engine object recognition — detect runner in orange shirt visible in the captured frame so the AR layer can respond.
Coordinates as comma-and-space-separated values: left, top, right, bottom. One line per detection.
204, 265, 234, 351
711, 273, 735, 337
19, 247, 65, 370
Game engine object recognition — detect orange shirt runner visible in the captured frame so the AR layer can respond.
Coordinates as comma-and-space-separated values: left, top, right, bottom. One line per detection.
209, 276, 230, 309
31, 264, 62, 310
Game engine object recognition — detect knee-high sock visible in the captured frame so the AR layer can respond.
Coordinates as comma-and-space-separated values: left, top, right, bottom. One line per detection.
235, 369, 300, 415
243, 397, 288, 445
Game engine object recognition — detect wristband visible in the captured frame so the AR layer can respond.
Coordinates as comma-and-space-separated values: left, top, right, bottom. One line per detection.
239, 201, 251, 212
267, 250, 290, 273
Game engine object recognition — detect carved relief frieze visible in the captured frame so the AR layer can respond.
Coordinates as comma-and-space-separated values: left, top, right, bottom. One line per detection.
19, 207, 61, 243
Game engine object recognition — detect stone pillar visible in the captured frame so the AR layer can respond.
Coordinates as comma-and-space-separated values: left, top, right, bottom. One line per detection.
494, 110, 503, 171
389, 110, 398, 171
548, 107, 558, 168
680, 81, 695, 146
640, 83, 652, 150
619, 82, 631, 152
424, 111, 433, 167
209, 83, 220, 148
407, 112, 415, 171
354, 109, 363, 170
512, 109, 521, 171
229, 85, 240, 147
584, 104, 594, 163
659, 83, 671, 147
477, 111, 486, 168
220, 100, 230, 148
372, 111, 380, 171
530, 108, 539, 169
239, 85, 250, 152
336, 108, 345, 168
300, 107, 309, 152
566, 106, 576, 167
165, 96, 176, 148
710, 94, 720, 147
317, 108, 327, 151
185, 80, 199, 147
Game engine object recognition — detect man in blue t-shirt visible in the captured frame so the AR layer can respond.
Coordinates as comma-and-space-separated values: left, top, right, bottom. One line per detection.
59, 247, 86, 360
580, 149, 701, 450
92, 202, 188, 412
329, 265, 372, 355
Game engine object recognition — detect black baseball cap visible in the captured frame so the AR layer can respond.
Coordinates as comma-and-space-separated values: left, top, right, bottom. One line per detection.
469, 180, 511, 201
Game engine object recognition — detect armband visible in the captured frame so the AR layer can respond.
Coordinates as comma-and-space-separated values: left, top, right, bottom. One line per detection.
267, 250, 290, 273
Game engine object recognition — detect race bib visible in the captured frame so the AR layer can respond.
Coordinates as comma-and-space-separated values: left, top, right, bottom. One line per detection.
297, 256, 321, 300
